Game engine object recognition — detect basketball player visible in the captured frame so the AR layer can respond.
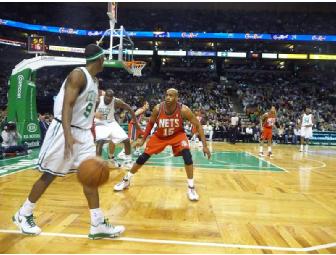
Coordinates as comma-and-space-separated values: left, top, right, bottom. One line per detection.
95, 89, 141, 168
128, 100, 149, 156
299, 107, 314, 152
259, 106, 277, 158
92, 89, 121, 167
12, 44, 125, 239
114, 88, 211, 201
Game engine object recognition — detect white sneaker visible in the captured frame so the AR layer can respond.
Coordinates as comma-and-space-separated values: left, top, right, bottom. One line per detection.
133, 150, 142, 156
187, 186, 199, 201
268, 152, 273, 158
114, 178, 130, 191
122, 161, 134, 170
258, 152, 265, 157
117, 151, 126, 160
12, 211, 42, 235
88, 218, 125, 240
110, 158, 121, 168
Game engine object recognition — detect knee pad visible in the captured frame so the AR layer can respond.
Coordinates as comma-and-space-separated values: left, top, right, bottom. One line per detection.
181, 149, 193, 165
136, 153, 150, 165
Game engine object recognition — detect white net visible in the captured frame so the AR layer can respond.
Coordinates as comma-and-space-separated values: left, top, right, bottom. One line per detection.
128, 61, 146, 77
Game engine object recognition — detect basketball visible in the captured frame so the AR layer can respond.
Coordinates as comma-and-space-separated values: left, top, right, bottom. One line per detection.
77, 157, 110, 187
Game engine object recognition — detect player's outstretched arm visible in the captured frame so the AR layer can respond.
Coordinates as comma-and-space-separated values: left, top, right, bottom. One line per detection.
115, 98, 141, 130
136, 104, 160, 147
182, 106, 211, 159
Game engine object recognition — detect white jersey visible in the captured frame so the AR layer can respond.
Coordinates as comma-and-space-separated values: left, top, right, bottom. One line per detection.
96, 96, 116, 124
301, 113, 313, 128
53, 67, 98, 129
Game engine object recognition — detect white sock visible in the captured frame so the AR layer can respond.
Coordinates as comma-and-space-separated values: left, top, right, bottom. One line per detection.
90, 208, 104, 226
187, 179, 194, 188
268, 146, 272, 153
19, 198, 36, 216
300, 144, 304, 151
259, 146, 263, 153
125, 171, 133, 180
305, 144, 308, 152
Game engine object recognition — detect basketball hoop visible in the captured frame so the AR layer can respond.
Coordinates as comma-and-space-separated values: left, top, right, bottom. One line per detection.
125, 61, 146, 77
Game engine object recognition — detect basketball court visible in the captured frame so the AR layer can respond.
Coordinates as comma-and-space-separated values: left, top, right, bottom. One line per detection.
1, 143, 336, 253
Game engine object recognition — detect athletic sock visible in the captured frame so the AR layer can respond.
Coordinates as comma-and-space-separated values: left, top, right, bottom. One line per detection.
125, 171, 133, 181
187, 179, 194, 188
19, 198, 36, 216
90, 208, 104, 226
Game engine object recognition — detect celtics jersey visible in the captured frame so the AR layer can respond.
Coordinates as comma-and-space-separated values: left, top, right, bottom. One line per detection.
53, 67, 98, 129
301, 113, 313, 128
96, 96, 116, 123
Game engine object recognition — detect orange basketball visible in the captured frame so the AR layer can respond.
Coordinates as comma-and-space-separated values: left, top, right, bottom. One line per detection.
77, 157, 110, 187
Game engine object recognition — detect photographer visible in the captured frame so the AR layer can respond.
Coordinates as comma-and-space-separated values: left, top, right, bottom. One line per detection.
1, 122, 28, 156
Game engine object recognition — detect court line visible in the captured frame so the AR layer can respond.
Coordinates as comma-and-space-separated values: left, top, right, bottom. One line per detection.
0, 166, 36, 178
244, 151, 288, 172
149, 151, 281, 171
0, 229, 335, 252
211, 151, 284, 171
0, 154, 29, 162
147, 162, 280, 170
275, 158, 327, 171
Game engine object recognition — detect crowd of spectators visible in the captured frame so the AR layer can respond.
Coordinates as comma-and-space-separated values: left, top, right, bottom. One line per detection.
1, 60, 336, 146
234, 72, 336, 132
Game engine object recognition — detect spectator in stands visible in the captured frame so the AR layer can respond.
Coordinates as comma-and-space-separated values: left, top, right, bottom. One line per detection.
292, 125, 300, 144
213, 122, 224, 141
1, 122, 27, 156
38, 113, 49, 144
245, 125, 254, 143
203, 121, 214, 141
277, 125, 285, 144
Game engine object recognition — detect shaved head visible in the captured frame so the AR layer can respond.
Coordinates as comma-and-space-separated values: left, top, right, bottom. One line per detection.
105, 89, 114, 96
167, 88, 179, 96
104, 89, 114, 104
165, 88, 179, 107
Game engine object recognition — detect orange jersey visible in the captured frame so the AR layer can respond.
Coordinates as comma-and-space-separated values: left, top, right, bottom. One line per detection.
128, 113, 144, 141
154, 102, 184, 139
263, 113, 276, 129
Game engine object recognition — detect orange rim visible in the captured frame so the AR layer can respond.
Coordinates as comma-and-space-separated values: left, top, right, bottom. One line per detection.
125, 61, 146, 68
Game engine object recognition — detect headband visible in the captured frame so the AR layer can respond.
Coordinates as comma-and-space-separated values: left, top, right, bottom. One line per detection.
86, 48, 105, 61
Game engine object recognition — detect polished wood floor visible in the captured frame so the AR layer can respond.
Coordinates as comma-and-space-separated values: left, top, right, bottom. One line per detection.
0, 143, 336, 254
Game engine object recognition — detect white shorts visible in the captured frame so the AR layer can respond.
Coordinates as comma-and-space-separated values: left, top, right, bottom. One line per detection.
300, 126, 313, 139
37, 120, 95, 176
95, 121, 128, 144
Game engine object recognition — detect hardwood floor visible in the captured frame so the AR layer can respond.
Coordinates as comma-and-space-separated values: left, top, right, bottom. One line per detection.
0, 143, 335, 253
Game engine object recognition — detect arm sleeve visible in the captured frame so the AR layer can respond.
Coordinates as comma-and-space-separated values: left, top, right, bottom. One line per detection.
143, 121, 155, 140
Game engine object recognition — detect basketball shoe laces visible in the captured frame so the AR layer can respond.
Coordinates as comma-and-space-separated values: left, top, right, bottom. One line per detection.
101, 218, 113, 228
26, 215, 37, 227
